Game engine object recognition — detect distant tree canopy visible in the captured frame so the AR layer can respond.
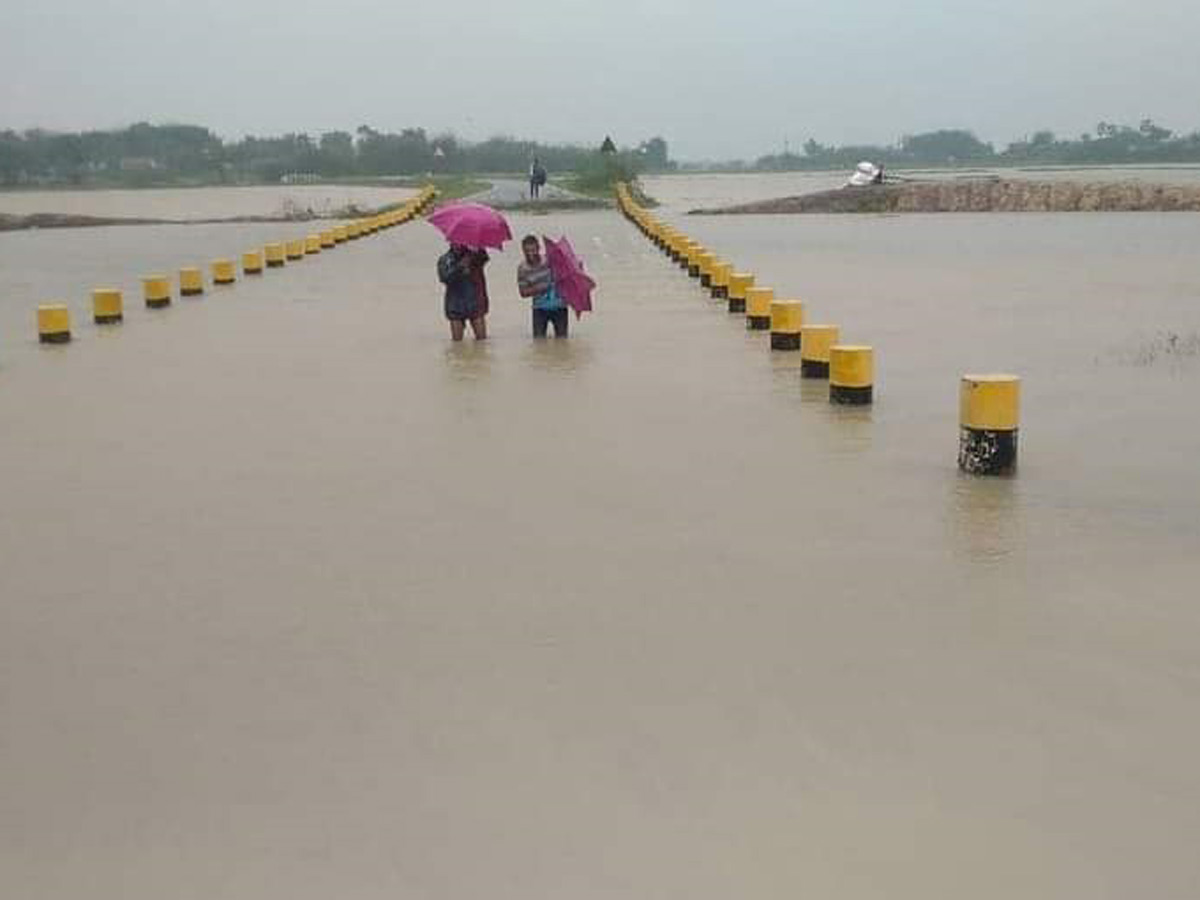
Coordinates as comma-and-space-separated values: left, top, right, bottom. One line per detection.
0, 123, 676, 186
753, 119, 1200, 171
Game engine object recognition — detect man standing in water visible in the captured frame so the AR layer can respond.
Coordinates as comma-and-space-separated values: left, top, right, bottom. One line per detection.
437, 244, 490, 341
517, 235, 567, 338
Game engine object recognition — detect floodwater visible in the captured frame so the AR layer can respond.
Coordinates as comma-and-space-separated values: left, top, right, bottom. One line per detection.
0, 183, 415, 220
2, 179, 1199, 899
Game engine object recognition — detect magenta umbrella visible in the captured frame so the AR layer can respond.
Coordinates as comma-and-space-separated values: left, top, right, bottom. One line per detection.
543, 235, 595, 315
427, 202, 513, 250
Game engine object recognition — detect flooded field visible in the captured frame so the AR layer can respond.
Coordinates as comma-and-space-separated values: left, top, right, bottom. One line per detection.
0, 183, 415, 220
2, 179, 1199, 899
645, 165, 1200, 212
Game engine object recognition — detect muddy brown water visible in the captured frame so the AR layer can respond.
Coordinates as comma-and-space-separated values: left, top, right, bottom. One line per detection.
0, 184, 416, 220
1, 180, 1199, 899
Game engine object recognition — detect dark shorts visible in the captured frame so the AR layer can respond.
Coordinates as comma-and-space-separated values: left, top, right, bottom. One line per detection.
533, 306, 568, 338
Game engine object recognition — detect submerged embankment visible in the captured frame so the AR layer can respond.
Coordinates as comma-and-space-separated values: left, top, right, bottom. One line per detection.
690, 178, 1200, 214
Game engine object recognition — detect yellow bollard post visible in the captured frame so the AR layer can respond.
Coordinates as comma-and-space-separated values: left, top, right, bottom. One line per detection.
959, 374, 1020, 475
212, 259, 236, 285
285, 239, 306, 260
346, 222, 361, 240
92, 288, 123, 325
697, 253, 718, 287
800, 324, 839, 377
264, 243, 286, 268
179, 267, 204, 297
686, 244, 706, 276
143, 276, 171, 308
37, 303, 71, 343
320, 230, 335, 249
333, 226, 348, 244
243, 251, 264, 275
745, 287, 774, 330
305, 234, 322, 255
681, 240, 700, 271
769, 300, 804, 349
830, 345, 874, 405
669, 236, 687, 263
727, 273, 755, 314
709, 263, 732, 299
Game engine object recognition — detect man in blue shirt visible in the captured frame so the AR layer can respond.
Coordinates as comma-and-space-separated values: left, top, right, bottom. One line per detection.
517, 235, 567, 338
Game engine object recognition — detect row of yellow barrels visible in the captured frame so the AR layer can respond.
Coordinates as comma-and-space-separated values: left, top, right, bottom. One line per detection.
614, 183, 1019, 475
36, 185, 438, 342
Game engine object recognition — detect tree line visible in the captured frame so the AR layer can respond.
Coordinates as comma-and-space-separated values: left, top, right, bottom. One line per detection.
0, 123, 675, 187
751, 121, 1200, 171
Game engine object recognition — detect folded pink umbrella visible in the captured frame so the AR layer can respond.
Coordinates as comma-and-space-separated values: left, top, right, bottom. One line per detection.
543, 235, 595, 315
428, 202, 513, 250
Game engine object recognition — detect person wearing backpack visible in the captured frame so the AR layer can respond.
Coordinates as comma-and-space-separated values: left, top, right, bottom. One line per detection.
437, 244, 490, 341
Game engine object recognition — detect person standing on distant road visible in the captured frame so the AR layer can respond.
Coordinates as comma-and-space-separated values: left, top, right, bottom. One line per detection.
529, 157, 547, 200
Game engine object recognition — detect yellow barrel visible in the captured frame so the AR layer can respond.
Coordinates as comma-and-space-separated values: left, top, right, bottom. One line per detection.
179, 267, 204, 297
320, 230, 336, 248
143, 275, 171, 308
37, 303, 71, 343
727, 273, 755, 313
800, 324, 839, 377
346, 222, 361, 240
212, 259, 236, 285
696, 252, 718, 286
242, 250, 264, 275
286, 239, 306, 260
959, 374, 1021, 475
770, 300, 804, 349
264, 242, 286, 268
92, 288, 123, 324
830, 345, 874, 405
333, 226, 348, 243
686, 244, 706, 276
708, 263, 732, 299
745, 287, 774, 330
305, 234, 321, 254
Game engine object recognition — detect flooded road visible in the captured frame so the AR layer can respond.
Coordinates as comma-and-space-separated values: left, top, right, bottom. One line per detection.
2, 181, 1199, 899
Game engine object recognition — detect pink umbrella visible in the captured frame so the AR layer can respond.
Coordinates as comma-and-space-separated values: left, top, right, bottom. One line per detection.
543, 235, 595, 315
428, 202, 513, 250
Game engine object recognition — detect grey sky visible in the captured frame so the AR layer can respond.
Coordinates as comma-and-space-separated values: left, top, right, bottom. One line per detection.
3, 0, 1199, 160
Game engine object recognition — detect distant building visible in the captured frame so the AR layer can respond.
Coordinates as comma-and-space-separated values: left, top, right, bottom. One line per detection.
600, 136, 617, 155
280, 172, 322, 185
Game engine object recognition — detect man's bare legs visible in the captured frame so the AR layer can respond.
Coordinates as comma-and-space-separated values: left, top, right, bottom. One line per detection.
468, 316, 488, 340
450, 320, 466, 342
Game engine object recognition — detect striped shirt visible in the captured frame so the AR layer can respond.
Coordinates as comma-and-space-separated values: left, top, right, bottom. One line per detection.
517, 260, 561, 310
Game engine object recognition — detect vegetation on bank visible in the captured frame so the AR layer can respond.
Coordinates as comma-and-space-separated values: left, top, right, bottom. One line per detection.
562, 151, 639, 197
748, 120, 1200, 171
0, 123, 675, 189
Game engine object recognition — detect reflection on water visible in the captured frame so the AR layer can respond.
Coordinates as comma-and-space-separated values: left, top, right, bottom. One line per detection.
442, 339, 494, 382
947, 470, 1023, 566
520, 334, 596, 375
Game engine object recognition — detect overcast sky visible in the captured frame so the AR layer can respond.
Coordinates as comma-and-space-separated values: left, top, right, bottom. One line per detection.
3, 0, 1200, 160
